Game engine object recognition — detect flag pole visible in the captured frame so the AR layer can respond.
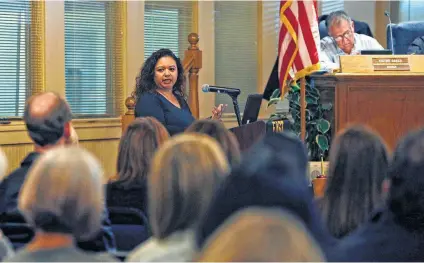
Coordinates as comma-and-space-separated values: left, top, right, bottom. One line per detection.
300, 77, 306, 141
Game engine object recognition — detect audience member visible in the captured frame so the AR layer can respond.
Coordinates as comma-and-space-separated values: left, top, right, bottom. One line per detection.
126, 133, 229, 262
196, 132, 336, 257
196, 207, 325, 262
0, 92, 115, 252
3, 147, 116, 262
65, 125, 79, 145
320, 11, 383, 70
0, 147, 14, 261
107, 117, 169, 215
319, 125, 389, 238
134, 49, 224, 135
332, 128, 424, 261
186, 119, 241, 167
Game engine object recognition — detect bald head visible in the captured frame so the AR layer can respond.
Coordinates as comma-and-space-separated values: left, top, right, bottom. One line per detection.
24, 92, 72, 147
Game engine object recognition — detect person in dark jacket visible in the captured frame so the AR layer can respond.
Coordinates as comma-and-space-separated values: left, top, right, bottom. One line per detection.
331, 128, 424, 262
195, 132, 336, 258
408, 36, 424, 54
0, 92, 116, 253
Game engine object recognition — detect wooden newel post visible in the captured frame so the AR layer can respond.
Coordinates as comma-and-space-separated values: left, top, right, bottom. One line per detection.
300, 77, 306, 141
184, 33, 202, 119
122, 91, 136, 132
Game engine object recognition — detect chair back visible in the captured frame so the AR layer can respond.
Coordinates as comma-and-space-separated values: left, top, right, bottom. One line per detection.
387, 21, 424, 54
0, 212, 34, 250
318, 15, 374, 39
108, 207, 150, 252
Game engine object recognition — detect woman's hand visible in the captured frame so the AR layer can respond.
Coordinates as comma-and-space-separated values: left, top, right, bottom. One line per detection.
211, 104, 227, 120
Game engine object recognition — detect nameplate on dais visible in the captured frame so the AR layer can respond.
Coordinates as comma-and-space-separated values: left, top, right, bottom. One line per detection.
372, 57, 410, 71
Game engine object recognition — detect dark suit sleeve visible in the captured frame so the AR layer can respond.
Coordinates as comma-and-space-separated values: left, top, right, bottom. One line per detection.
135, 93, 188, 135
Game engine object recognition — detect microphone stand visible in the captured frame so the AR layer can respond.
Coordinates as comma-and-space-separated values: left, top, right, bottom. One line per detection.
230, 94, 242, 127
385, 11, 395, 55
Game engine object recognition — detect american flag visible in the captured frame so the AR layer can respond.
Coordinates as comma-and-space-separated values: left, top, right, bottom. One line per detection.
278, 0, 321, 96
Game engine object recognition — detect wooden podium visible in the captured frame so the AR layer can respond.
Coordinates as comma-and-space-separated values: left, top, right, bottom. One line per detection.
311, 55, 424, 150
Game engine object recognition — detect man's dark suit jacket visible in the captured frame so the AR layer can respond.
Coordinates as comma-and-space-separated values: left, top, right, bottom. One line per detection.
329, 208, 424, 262
0, 151, 116, 252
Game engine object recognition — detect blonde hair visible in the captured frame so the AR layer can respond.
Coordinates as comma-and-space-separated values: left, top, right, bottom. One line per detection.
149, 133, 229, 239
19, 146, 104, 240
197, 207, 326, 262
0, 147, 7, 181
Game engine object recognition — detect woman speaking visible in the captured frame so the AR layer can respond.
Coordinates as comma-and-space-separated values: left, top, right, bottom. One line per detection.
135, 48, 225, 136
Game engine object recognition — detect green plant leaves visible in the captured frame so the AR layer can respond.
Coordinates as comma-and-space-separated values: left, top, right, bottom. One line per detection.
306, 96, 318, 105
316, 118, 330, 134
316, 134, 329, 152
267, 97, 280, 108
270, 88, 281, 99
290, 82, 300, 92
321, 103, 333, 111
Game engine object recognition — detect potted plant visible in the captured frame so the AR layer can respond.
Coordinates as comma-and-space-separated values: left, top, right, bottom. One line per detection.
267, 79, 332, 161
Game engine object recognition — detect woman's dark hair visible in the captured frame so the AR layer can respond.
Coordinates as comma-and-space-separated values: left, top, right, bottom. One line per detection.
319, 125, 389, 238
111, 117, 169, 188
388, 128, 424, 231
135, 48, 186, 100
186, 120, 241, 167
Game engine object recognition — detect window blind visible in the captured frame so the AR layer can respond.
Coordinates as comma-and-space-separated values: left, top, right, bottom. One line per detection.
263, 1, 280, 55
320, 0, 344, 16
144, 1, 193, 60
0, 1, 30, 117
65, 1, 124, 117
215, 1, 258, 113
399, 0, 424, 22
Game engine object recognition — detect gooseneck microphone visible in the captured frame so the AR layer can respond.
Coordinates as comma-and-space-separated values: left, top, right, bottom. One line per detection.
201, 84, 241, 97
385, 10, 395, 55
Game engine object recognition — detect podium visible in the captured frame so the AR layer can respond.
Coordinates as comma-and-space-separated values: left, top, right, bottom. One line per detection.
311, 55, 424, 150
229, 119, 292, 152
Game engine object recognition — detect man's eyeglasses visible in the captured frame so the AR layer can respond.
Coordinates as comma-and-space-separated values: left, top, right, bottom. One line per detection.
332, 29, 353, 42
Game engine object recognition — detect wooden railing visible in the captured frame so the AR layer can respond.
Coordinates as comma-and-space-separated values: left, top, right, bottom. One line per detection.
121, 33, 202, 132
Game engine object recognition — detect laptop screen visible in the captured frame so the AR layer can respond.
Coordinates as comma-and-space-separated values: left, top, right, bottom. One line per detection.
241, 94, 263, 125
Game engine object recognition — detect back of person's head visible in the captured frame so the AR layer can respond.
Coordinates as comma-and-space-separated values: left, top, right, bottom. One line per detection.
113, 117, 169, 187
388, 128, 424, 231
196, 132, 334, 252
19, 146, 104, 241
186, 120, 241, 167
320, 125, 389, 238
0, 147, 7, 181
24, 92, 72, 147
149, 133, 230, 239
197, 207, 325, 262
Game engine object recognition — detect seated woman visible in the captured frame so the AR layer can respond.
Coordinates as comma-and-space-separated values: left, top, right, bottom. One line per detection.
126, 133, 230, 262
186, 119, 241, 168
4, 147, 116, 262
135, 48, 225, 136
319, 125, 389, 238
106, 117, 169, 214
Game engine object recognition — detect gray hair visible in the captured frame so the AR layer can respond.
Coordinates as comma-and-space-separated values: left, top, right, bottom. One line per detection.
326, 10, 352, 29
19, 146, 104, 240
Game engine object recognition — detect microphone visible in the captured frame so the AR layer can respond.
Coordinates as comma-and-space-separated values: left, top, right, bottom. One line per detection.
385, 10, 395, 55
202, 84, 241, 96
